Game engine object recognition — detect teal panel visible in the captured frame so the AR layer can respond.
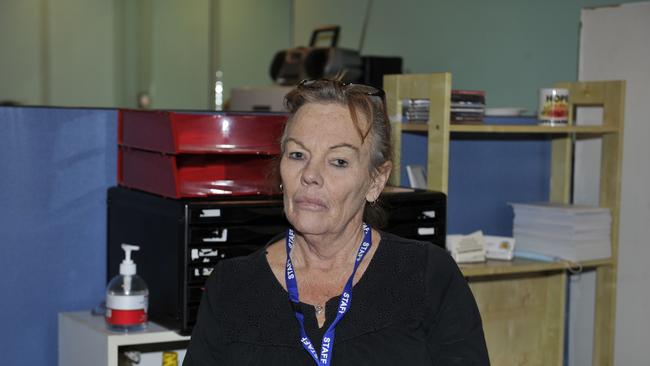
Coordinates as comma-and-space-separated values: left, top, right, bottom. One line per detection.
292, 0, 642, 111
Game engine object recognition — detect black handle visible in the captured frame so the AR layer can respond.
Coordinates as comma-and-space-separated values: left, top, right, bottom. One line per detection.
309, 25, 340, 47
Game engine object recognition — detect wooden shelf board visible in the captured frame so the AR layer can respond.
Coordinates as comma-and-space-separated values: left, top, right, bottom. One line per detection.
460, 257, 612, 277
399, 123, 618, 134
399, 123, 429, 132
452, 124, 618, 134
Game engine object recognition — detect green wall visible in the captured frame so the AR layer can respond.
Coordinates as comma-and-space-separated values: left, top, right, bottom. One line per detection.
1, 0, 119, 107
148, 0, 212, 109
0, 0, 291, 109
293, 0, 641, 111
48, 0, 117, 107
113, 0, 291, 110
2, 0, 643, 110
0, 0, 47, 105
219, 0, 292, 104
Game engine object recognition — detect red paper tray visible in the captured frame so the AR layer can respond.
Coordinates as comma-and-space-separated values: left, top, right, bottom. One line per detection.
119, 110, 288, 155
119, 147, 280, 198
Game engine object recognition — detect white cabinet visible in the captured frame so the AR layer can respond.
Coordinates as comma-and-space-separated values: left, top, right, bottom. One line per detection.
58, 311, 190, 366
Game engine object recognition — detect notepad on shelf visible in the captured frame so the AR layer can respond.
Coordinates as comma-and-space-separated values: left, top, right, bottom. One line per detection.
447, 231, 486, 263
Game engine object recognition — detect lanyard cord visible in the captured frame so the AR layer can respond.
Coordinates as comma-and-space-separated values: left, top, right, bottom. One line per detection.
285, 223, 372, 365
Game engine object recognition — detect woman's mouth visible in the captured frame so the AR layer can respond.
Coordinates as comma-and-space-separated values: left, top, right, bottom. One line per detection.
294, 196, 328, 211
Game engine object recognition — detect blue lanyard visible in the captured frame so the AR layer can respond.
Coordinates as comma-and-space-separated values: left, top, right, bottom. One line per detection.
285, 223, 372, 366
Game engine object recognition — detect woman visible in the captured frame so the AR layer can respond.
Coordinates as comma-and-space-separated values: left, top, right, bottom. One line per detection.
183, 79, 490, 365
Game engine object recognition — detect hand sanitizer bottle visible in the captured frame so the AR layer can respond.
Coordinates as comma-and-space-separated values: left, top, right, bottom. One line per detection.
106, 244, 149, 332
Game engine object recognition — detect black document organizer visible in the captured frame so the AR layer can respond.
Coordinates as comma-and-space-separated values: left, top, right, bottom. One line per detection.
107, 186, 446, 334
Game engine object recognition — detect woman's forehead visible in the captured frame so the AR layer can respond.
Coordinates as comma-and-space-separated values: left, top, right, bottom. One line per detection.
289, 103, 369, 143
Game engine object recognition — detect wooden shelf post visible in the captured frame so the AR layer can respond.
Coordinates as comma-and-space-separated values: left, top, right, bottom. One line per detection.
384, 73, 451, 192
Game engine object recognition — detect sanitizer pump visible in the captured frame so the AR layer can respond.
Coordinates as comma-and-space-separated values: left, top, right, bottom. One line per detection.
106, 244, 149, 331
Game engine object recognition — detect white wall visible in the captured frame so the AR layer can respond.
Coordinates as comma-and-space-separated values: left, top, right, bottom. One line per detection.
577, 2, 650, 365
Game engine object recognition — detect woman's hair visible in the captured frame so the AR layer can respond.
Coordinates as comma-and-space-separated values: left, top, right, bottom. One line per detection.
278, 78, 393, 228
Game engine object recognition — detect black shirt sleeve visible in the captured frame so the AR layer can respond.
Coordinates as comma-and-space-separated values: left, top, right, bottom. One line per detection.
423, 245, 490, 365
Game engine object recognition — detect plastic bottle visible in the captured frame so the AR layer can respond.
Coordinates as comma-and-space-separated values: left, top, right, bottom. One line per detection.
214, 70, 224, 111
106, 244, 149, 332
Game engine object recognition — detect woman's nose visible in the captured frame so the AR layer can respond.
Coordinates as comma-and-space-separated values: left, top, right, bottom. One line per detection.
301, 160, 323, 186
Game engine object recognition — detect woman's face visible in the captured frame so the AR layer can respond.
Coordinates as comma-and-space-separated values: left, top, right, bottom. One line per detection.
280, 102, 389, 236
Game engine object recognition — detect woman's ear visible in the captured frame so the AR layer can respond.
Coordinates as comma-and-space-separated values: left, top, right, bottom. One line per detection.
366, 161, 393, 202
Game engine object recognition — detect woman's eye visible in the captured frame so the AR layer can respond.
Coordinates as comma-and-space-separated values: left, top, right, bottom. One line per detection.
331, 159, 349, 167
288, 151, 304, 160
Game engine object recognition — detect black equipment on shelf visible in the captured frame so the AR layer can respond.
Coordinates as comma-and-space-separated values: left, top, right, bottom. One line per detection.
269, 25, 402, 89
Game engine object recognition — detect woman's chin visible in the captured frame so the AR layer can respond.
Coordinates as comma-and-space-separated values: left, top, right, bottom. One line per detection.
287, 215, 332, 236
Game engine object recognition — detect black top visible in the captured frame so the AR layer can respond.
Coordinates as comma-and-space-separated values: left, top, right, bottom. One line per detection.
183, 232, 490, 365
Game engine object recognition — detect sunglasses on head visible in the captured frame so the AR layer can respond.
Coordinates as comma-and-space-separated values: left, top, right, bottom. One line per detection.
297, 79, 386, 102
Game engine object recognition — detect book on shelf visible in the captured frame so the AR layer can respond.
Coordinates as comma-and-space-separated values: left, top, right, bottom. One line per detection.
446, 231, 515, 263
406, 165, 427, 189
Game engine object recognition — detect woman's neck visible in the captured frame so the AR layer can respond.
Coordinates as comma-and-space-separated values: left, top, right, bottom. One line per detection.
290, 220, 366, 272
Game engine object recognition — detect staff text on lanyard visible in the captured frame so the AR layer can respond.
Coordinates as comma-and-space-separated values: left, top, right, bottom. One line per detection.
285, 223, 372, 365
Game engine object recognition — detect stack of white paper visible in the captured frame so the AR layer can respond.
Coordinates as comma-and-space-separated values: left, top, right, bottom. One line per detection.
511, 202, 612, 261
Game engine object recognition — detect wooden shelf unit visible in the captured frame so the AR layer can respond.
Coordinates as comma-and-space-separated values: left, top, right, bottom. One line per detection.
384, 73, 625, 366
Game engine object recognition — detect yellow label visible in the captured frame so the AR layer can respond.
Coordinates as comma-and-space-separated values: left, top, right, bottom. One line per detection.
162, 352, 178, 366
